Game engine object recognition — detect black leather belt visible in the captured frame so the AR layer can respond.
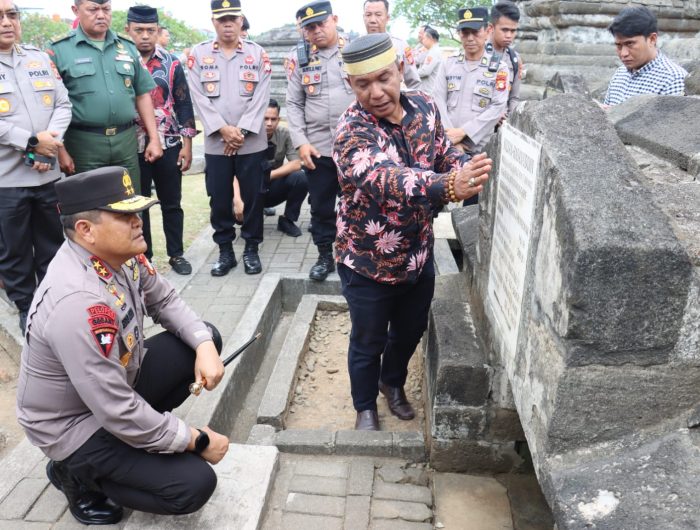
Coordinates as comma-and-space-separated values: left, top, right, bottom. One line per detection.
71, 122, 134, 136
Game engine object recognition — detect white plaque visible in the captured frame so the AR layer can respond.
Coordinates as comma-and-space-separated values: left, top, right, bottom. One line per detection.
487, 123, 542, 358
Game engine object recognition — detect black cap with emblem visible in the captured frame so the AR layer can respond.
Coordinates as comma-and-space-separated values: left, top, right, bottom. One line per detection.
55, 167, 159, 215
296, 1, 333, 28
457, 7, 489, 30
211, 0, 242, 19
127, 5, 159, 24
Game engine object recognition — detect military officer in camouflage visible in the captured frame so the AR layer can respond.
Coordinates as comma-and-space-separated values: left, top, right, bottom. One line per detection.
434, 7, 509, 155
0, 0, 72, 333
48, 0, 162, 189
286, 0, 354, 281
362, 0, 420, 90
186, 0, 271, 276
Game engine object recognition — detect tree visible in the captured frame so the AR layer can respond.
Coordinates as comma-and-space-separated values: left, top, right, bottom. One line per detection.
20, 14, 69, 49
392, 0, 492, 40
111, 10, 208, 51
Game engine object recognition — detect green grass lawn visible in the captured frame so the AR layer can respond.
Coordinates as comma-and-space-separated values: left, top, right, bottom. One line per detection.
147, 172, 210, 274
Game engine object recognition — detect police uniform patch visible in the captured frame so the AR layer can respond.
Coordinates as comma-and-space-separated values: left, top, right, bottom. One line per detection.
262, 52, 271, 74
121, 307, 135, 328
245, 81, 254, 93
42, 94, 53, 106
302, 74, 310, 84
33, 80, 54, 90
496, 70, 508, 91
447, 82, 456, 91
137, 253, 156, 276
479, 87, 489, 95
337, 37, 345, 49
483, 71, 494, 78
480, 56, 488, 66
245, 55, 254, 65
204, 71, 216, 79
123, 63, 131, 72
479, 98, 488, 108
49, 61, 61, 80
120, 351, 132, 367
187, 55, 195, 69
307, 85, 315, 95
90, 256, 112, 279
206, 82, 216, 93
404, 46, 414, 65
203, 56, 215, 65
124, 78, 132, 88
106, 283, 126, 309
313, 73, 321, 82
126, 332, 136, 350
27, 61, 42, 69
87, 305, 118, 357
285, 57, 296, 79
244, 71, 255, 81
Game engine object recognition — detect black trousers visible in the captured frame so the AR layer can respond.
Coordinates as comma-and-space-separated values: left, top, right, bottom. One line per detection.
338, 261, 435, 412
306, 156, 339, 247
205, 151, 267, 246
0, 183, 63, 310
139, 145, 185, 259
265, 170, 308, 222
62, 326, 224, 516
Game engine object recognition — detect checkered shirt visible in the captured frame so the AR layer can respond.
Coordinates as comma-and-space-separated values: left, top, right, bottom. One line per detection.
604, 51, 688, 106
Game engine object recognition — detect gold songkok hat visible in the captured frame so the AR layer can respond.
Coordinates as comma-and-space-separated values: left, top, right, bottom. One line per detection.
342, 33, 397, 76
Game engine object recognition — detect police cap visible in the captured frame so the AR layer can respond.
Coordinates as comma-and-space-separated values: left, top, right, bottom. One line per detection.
342, 33, 396, 76
211, 0, 242, 19
296, 1, 332, 28
457, 7, 489, 30
56, 167, 159, 215
127, 5, 159, 24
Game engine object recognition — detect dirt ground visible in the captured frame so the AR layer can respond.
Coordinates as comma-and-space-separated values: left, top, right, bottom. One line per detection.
0, 338, 22, 459
285, 310, 425, 432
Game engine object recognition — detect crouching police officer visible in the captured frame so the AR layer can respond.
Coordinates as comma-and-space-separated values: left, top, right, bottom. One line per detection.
16, 166, 229, 525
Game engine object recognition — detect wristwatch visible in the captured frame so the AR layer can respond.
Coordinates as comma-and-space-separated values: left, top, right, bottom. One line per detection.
26, 135, 39, 151
193, 428, 210, 454
240, 128, 250, 137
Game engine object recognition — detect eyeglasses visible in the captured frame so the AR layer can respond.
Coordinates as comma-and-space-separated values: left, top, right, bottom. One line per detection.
0, 10, 20, 21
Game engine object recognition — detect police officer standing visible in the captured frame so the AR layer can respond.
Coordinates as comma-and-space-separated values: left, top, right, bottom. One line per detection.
0, 0, 71, 332
187, 0, 271, 276
286, 0, 354, 281
362, 0, 420, 90
416, 26, 442, 93
48, 0, 163, 190
487, 1, 522, 117
17, 166, 229, 525
434, 7, 509, 154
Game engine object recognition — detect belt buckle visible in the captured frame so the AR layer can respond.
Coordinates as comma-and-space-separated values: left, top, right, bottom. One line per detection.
105, 127, 117, 136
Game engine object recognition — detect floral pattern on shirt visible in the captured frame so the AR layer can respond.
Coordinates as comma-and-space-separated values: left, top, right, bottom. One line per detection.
135, 46, 197, 151
332, 92, 471, 284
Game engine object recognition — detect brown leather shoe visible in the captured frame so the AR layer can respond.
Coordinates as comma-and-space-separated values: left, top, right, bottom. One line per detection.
355, 410, 380, 431
379, 381, 415, 420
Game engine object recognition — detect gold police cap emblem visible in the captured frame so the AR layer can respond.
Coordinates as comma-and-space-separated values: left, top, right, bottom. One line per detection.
122, 171, 135, 196
222, 0, 230, 7
464, 10, 473, 20
306, 7, 314, 16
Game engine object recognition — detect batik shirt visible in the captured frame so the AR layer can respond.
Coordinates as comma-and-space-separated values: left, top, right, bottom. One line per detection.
333, 92, 470, 285
604, 51, 688, 106
135, 46, 196, 152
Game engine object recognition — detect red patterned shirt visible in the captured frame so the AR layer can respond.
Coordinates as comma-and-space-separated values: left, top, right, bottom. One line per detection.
135, 46, 197, 152
333, 92, 470, 284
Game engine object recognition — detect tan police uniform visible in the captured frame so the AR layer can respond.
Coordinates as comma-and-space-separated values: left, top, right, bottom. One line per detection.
186, 38, 272, 253
0, 43, 71, 323
17, 236, 211, 461
434, 49, 510, 153
486, 41, 522, 116
390, 35, 420, 90
416, 44, 442, 94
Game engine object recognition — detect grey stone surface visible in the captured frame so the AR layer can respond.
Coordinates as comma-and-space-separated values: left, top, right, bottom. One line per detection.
371, 500, 432, 523
391, 432, 426, 461
376, 465, 405, 484
373, 483, 432, 506
279, 275, 342, 312
432, 238, 459, 276
294, 459, 349, 479
347, 459, 375, 496
451, 205, 479, 279
370, 521, 432, 530
0, 478, 46, 520
290, 475, 346, 497
496, 474, 554, 530
344, 495, 371, 530
282, 512, 343, 530
0, 440, 45, 504
247, 424, 277, 446
335, 431, 393, 457
685, 65, 700, 95
275, 429, 335, 455
125, 444, 278, 530
613, 96, 700, 173
430, 439, 521, 474
543, 72, 590, 100
285, 492, 345, 517
24, 486, 67, 523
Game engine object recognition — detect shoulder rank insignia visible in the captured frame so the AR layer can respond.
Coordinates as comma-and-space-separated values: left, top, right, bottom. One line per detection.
90, 256, 112, 280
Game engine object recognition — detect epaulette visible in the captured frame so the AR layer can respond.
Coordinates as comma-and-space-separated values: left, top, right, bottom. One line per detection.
194, 39, 212, 49
117, 33, 135, 45
19, 43, 40, 52
51, 32, 74, 45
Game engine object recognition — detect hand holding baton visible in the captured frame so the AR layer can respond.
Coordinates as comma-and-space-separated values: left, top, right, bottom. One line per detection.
189, 332, 261, 396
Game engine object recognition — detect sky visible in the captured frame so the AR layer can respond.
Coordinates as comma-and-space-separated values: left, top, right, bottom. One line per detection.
22, 0, 415, 40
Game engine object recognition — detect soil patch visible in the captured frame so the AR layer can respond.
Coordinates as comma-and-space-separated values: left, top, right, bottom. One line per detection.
285, 310, 425, 432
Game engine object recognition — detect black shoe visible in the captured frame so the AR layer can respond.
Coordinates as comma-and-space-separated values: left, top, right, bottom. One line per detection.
355, 410, 380, 431
211, 247, 237, 277
277, 216, 302, 237
169, 256, 192, 275
309, 246, 335, 281
46, 460, 123, 526
18, 310, 27, 334
243, 242, 262, 275
263, 207, 276, 216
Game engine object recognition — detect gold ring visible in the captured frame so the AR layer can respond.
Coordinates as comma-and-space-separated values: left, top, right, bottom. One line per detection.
468, 177, 477, 187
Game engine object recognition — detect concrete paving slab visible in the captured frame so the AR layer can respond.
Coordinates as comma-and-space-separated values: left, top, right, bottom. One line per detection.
433, 473, 513, 530
124, 444, 278, 530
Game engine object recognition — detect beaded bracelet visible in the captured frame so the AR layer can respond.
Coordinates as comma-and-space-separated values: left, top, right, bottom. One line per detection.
446, 170, 459, 203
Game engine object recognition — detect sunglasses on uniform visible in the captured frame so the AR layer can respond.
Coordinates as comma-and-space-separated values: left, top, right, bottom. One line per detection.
0, 10, 20, 21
